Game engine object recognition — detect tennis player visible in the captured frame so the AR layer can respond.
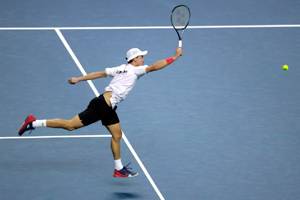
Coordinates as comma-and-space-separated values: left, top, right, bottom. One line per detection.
18, 47, 182, 178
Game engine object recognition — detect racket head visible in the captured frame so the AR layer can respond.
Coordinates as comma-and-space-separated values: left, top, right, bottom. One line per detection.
171, 5, 191, 31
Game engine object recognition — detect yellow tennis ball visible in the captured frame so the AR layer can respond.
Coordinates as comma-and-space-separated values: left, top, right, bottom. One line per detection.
282, 64, 289, 71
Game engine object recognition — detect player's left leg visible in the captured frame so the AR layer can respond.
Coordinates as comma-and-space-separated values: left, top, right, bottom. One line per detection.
18, 96, 103, 136
18, 114, 84, 136
46, 115, 84, 131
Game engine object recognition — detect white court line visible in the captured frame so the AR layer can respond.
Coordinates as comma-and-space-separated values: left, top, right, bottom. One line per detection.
0, 135, 111, 140
54, 29, 165, 200
121, 132, 166, 200
55, 29, 100, 96
0, 24, 300, 31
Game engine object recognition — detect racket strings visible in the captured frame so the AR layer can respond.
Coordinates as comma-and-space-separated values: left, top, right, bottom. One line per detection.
171, 7, 190, 29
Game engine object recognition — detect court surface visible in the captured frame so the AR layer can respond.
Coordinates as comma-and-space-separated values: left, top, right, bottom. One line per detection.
1, 1, 300, 200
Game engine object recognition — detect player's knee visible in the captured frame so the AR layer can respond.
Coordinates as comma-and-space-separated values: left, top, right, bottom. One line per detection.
65, 125, 75, 131
112, 132, 122, 141
66, 126, 76, 131
65, 120, 78, 131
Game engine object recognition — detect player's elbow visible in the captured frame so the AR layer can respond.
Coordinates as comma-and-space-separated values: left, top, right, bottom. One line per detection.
146, 63, 165, 73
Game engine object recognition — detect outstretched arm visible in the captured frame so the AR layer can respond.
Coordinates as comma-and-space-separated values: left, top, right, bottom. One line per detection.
146, 48, 182, 73
68, 71, 107, 84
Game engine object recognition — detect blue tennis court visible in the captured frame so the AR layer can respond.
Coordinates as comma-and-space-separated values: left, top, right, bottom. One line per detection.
1, 1, 300, 200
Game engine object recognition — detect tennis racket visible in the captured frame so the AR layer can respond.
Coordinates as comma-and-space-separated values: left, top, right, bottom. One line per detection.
171, 5, 191, 48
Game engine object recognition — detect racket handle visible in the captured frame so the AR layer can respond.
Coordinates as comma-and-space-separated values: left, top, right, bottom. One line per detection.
178, 40, 182, 48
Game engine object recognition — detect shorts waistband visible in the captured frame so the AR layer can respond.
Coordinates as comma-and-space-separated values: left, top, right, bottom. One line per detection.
99, 94, 117, 111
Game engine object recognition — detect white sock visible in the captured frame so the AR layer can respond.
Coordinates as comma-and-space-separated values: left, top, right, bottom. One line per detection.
32, 120, 47, 128
114, 159, 123, 170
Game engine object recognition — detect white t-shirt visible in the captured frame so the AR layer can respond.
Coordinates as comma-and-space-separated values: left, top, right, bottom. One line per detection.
105, 64, 147, 108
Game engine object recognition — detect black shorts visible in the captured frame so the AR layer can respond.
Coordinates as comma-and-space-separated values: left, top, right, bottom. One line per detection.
78, 94, 119, 126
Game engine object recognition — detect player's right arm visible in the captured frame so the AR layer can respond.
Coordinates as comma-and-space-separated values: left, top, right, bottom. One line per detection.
146, 48, 182, 73
68, 71, 107, 84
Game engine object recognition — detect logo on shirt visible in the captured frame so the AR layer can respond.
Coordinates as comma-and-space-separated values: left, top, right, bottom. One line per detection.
116, 70, 128, 74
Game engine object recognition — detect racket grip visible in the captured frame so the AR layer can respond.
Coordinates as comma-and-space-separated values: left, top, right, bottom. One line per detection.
178, 40, 182, 48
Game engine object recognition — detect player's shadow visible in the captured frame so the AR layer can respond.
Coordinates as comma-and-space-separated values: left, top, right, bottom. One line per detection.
111, 192, 141, 199
108, 179, 142, 199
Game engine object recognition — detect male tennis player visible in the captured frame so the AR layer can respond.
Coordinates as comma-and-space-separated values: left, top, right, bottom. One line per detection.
18, 47, 182, 178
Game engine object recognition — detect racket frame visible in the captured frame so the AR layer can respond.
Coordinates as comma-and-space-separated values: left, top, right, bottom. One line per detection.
170, 4, 191, 47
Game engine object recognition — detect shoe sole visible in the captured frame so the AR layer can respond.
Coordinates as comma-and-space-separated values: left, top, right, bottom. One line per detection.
113, 172, 139, 178
18, 115, 36, 136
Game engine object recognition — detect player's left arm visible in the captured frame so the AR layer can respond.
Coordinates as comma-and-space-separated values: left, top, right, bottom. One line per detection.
68, 71, 107, 84
146, 47, 182, 73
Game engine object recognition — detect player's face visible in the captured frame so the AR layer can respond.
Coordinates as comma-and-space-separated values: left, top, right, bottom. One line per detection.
133, 55, 144, 66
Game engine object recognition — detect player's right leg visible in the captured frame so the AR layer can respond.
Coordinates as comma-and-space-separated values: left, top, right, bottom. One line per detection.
105, 123, 138, 178
18, 114, 84, 136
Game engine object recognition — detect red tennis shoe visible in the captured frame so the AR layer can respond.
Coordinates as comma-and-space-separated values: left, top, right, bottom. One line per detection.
113, 163, 138, 178
18, 114, 36, 136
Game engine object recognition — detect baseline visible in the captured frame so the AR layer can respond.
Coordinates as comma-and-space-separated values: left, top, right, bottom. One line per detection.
0, 24, 300, 31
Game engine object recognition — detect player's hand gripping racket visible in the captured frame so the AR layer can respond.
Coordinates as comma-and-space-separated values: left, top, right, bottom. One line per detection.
171, 5, 191, 48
